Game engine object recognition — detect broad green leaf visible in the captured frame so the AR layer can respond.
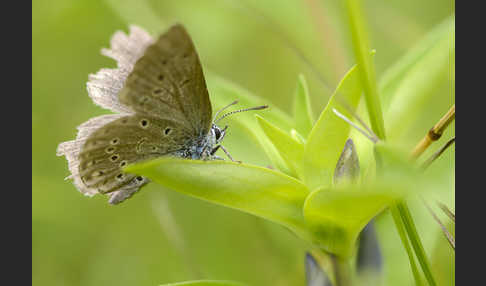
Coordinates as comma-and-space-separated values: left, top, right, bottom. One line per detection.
303, 186, 398, 258
293, 74, 315, 137
256, 115, 304, 178
303, 63, 364, 190
379, 17, 454, 139
160, 280, 246, 286
125, 158, 312, 242
373, 143, 441, 198
206, 73, 293, 174
373, 143, 419, 188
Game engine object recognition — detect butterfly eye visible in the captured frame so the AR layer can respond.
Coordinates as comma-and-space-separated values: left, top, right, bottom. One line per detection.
214, 128, 221, 140
136, 176, 144, 182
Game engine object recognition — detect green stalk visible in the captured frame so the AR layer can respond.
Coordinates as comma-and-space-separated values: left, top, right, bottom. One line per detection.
344, 0, 386, 140
344, 1, 437, 285
397, 203, 437, 286
390, 207, 423, 286
330, 254, 352, 286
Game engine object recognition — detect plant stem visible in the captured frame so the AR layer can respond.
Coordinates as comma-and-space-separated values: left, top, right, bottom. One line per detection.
330, 254, 352, 286
421, 137, 455, 170
344, 1, 437, 285
390, 207, 423, 286
397, 202, 437, 286
345, 0, 386, 140
411, 104, 455, 159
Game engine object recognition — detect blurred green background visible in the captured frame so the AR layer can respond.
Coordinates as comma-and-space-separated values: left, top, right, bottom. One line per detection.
32, 0, 454, 285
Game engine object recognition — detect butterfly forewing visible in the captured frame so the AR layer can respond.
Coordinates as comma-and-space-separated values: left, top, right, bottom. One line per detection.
119, 24, 212, 136
60, 24, 215, 204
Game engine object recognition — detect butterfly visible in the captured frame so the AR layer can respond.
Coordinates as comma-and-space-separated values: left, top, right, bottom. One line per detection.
57, 24, 267, 205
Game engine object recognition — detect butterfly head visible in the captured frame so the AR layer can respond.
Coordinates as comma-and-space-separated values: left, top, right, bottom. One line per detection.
211, 124, 228, 144
210, 100, 268, 145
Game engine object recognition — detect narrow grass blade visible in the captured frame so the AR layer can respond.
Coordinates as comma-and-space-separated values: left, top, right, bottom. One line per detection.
344, 0, 386, 139
293, 74, 315, 137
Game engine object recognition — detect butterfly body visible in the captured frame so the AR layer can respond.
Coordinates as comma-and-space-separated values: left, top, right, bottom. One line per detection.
170, 123, 226, 160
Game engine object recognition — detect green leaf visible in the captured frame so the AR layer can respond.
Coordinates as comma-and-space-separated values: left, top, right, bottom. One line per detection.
160, 280, 246, 286
206, 73, 293, 174
373, 143, 430, 195
303, 186, 398, 258
379, 17, 454, 139
125, 158, 312, 241
374, 144, 438, 285
256, 115, 304, 178
290, 129, 306, 145
293, 74, 315, 137
303, 63, 364, 191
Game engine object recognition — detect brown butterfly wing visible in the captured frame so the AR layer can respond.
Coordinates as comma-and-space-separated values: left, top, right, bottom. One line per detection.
118, 24, 212, 137
77, 114, 193, 199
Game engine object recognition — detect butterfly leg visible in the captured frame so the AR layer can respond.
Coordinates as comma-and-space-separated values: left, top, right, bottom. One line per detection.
219, 125, 228, 141
209, 145, 224, 160
210, 145, 220, 155
219, 145, 241, 163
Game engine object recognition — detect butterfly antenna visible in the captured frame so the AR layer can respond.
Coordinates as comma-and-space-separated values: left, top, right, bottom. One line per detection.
213, 100, 239, 121
215, 105, 268, 123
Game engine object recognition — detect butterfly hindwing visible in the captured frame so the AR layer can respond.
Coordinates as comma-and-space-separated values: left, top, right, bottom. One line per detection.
119, 24, 212, 137
78, 114, 193, 195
